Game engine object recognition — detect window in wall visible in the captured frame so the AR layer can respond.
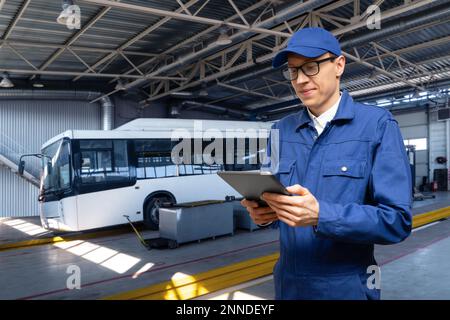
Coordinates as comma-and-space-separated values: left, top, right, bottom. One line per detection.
404, 138, 427, 151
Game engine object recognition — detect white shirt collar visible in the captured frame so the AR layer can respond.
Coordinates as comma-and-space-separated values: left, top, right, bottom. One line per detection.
307, 92, 342, 130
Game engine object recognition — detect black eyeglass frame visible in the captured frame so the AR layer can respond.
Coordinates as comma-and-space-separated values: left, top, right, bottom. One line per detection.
283, 56, 338, 80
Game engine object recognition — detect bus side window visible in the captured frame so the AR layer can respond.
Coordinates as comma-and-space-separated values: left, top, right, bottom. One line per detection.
78, 139, 131, 184
178, 164, 191, 176
58, 140, 71, 188
135, 139, 177, 180
80, 149, 113, 183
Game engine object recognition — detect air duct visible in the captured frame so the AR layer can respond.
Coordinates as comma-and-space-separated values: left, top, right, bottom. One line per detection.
0, 89, 102, 100
340, 2, 450, 48
180, 101, 251, 119
100, 96, 114, 130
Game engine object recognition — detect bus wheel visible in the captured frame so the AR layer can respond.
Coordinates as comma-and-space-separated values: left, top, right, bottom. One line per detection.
144, 196, 171, 230
168, 240, 179, 249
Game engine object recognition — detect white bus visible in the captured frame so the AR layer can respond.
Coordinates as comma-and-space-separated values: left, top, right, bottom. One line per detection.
29, 119, 272, 231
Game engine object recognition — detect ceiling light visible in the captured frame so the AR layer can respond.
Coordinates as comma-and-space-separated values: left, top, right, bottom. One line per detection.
216, 26, 232, 46
0, 73, 14, 88
170, 91, 194, 97
32, 76, 44, 88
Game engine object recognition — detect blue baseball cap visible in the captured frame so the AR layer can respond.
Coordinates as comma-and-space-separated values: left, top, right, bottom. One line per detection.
272, 27, 341, 68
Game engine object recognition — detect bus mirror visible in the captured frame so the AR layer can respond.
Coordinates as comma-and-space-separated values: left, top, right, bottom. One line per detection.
18, 161, 25, 175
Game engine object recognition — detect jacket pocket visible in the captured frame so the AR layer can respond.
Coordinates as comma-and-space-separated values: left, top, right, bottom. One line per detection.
322, 159, 366, 178
321, 159, 367, 203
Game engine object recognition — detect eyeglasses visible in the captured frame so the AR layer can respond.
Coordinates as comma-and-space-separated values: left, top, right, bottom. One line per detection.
282, 56, 337, 81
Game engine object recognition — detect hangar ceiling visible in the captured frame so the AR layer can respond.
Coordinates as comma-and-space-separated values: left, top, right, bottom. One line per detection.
0, 0, 449, 118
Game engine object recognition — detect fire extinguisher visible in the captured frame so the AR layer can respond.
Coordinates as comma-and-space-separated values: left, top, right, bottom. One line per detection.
432, 181, 438, 192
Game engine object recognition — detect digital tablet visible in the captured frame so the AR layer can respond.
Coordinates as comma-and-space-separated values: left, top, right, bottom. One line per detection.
217, 171, 289, 206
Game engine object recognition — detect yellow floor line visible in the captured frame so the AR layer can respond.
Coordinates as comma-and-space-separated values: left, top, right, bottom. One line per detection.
103, 205, 450, 300
412, 206, 450, 228
104, 253, 279, 300
0, 228, 132, 252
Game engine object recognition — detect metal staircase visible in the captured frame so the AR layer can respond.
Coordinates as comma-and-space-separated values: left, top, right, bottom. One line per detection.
0, 132, 40, 187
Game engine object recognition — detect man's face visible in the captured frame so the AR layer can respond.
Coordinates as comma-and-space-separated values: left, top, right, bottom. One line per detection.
287, 53, 345, 112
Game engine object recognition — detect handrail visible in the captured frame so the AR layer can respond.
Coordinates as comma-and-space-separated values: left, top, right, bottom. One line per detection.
0, 131, 41, 179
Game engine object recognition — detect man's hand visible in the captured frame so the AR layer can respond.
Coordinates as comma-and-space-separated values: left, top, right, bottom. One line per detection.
240, 199, 278, 225
261, 184, 320, 227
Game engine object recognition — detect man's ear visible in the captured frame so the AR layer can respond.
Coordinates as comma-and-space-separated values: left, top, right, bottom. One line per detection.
336, 55, 346, 77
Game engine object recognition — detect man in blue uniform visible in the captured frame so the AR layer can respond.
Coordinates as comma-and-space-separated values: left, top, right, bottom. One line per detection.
241, 27, 412, 300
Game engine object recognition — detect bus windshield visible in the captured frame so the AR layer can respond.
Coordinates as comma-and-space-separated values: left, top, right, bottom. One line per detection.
41, 139, 72, 195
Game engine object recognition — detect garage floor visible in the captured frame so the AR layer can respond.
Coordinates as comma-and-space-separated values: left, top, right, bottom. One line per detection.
0, 223, 279, 299
0, 191, 449, 300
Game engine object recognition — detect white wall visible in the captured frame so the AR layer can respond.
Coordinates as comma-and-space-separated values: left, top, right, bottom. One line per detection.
0, 100, 100, 217
395, 111, 428, 187
395, 109, 449, 190
429, 111, 449, 190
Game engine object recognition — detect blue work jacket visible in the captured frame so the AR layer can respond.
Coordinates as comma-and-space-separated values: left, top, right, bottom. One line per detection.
267, 90, 412, 300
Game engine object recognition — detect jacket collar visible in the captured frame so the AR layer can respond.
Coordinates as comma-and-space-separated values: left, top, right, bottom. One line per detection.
296, 90, 355, 130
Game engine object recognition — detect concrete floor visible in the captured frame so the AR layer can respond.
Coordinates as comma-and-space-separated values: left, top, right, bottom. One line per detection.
0, 216, 54, 245
0, 191, 449, 300
412, 191, 450, 213
0, 216, 132, 246
0, 225, 279, 300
